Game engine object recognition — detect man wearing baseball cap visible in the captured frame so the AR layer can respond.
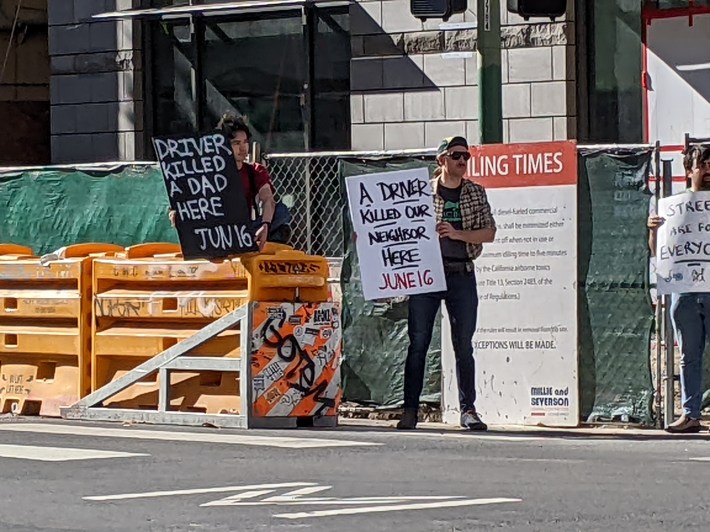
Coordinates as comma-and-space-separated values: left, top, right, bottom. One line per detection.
397, 136, 497, 431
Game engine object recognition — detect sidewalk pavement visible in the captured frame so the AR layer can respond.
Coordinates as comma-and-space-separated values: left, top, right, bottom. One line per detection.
337, 417, 710, 439
3, 413, 709, 439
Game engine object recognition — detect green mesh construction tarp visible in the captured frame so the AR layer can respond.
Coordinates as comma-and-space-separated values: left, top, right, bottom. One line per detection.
0, 164, 176, 254
341, 149, 657, 423
1, 153, 659, 423
340, 157, 441, 406
578, 147, 655, 424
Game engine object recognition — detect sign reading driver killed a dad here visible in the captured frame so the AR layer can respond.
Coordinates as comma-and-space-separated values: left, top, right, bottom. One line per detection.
656, 190, 710, 294
153, 132, 257, 260
346, 167, 446, 300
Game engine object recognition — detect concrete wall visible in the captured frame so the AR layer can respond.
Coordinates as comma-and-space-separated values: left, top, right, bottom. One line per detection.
350, 0, 576, 150
48, 0, 143, 163
45, 0, 576, 162
0, 0, 50, 165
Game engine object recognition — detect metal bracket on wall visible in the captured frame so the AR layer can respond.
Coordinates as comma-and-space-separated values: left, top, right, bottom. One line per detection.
60, 305, 253, 429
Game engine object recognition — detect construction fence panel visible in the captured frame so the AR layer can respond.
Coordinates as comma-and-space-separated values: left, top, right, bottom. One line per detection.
263, 155, 343, 257
0, 164, 177, 256
0, 146, 662, 423
578, 147, 656, 424
339, 156, 440, 407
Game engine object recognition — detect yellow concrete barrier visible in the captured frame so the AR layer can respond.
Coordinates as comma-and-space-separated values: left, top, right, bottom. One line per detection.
0, 243, 122, 415
91, 246, 251, 413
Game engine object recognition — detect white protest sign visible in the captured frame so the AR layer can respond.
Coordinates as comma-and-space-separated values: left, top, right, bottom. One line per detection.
346, 168, 446, 300
656, 190, 710, 294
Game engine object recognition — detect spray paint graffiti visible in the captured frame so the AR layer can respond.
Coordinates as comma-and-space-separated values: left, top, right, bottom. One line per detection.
258, 262, 321, 275
251, 302, 341, 417
178, 295, 245, 319
95, 299, 143, 318
0, 374, 32, 395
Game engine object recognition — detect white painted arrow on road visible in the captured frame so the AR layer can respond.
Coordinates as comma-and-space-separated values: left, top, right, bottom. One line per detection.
85, 482, 522, 520
199, 483, 521, 518
274, 498, 522, 520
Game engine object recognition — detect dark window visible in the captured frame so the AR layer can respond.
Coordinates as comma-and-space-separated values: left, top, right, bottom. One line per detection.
146, 6, 350, 154
583, 0, 644, 143
202, 12, 307, 152
313, 9, 351, 150
150, 21, 196, 135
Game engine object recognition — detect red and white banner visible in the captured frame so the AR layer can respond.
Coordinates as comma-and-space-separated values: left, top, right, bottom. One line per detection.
442, 141, 579, 427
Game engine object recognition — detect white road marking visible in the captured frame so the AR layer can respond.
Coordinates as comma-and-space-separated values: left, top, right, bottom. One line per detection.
0, 444, 148, 462
85, 482, 522, 520
0, 423, 380, 449
485, 457, 584, 463
689, 457, 710, 462
84, 482, 317, 502
437, 433, 547, 442
204, 496, 469, 507
337, 427, 676, 445
274, 498, 523, 519
263, 485, 333, 502
677, 62, 710, 72
201, 485, 468, 507
334, 429, 548, 442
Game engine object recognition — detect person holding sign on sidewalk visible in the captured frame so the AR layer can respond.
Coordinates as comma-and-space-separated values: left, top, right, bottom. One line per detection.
169, 114, 279, 251
648, 145, 710, 433
398, 136, 497, 431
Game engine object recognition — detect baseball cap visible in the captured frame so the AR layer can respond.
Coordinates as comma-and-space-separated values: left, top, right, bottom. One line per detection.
436, 136, 469, 157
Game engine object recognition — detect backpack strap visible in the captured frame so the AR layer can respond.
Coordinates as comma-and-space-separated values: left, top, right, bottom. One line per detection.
245, 163, 260, 216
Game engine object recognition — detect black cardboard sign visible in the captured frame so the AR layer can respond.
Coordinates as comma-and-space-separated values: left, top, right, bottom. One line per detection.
153, 132, 257, 260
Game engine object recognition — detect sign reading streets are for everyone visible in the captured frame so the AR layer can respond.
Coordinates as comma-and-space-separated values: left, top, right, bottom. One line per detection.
656, 190, 710, 294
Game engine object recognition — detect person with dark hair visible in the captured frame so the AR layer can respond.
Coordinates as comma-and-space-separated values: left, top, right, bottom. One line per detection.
397, 136, 497, 431
648, 144, 710, 433
170, 113, 281, 251
216, 113, 278, 250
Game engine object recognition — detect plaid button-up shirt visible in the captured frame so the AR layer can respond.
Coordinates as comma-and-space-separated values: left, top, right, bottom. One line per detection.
432, 178, 496, 262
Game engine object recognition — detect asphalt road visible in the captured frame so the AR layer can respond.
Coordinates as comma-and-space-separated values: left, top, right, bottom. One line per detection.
0, 418, 709, 531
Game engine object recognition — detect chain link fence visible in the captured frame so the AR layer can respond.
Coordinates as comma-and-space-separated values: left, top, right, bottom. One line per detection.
263, 149, 437, 258
262, 154, 342, 257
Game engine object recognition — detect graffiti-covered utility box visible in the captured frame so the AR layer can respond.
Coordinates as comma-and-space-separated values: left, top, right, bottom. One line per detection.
250, 302, 341, 425
243, 250, 342, 428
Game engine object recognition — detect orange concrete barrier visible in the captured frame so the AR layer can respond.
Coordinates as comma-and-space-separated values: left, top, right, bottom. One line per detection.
0, 244, 34, 260
241, 250, 330, 302
91, 246, 253, 414
0, 243, 122, 415
242, 250, 340, 422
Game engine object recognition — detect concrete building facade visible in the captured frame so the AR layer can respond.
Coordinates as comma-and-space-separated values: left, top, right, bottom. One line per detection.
0, 0, 50, 165
349, 0, 576, 150
2, 1, 698, 165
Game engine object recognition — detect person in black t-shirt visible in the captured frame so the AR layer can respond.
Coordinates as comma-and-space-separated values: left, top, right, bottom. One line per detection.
397, 136, 497, 431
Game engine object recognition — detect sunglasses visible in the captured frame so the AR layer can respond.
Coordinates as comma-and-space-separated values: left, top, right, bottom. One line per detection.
447, 151, 471, 161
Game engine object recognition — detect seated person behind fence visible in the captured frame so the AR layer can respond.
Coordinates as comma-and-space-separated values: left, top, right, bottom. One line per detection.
648, 145, 710, 433
169, 113, 277, 251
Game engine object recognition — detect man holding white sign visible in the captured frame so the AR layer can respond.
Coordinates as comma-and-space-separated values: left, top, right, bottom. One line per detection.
399, 136, 497, 431
649, 145, 710, 433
